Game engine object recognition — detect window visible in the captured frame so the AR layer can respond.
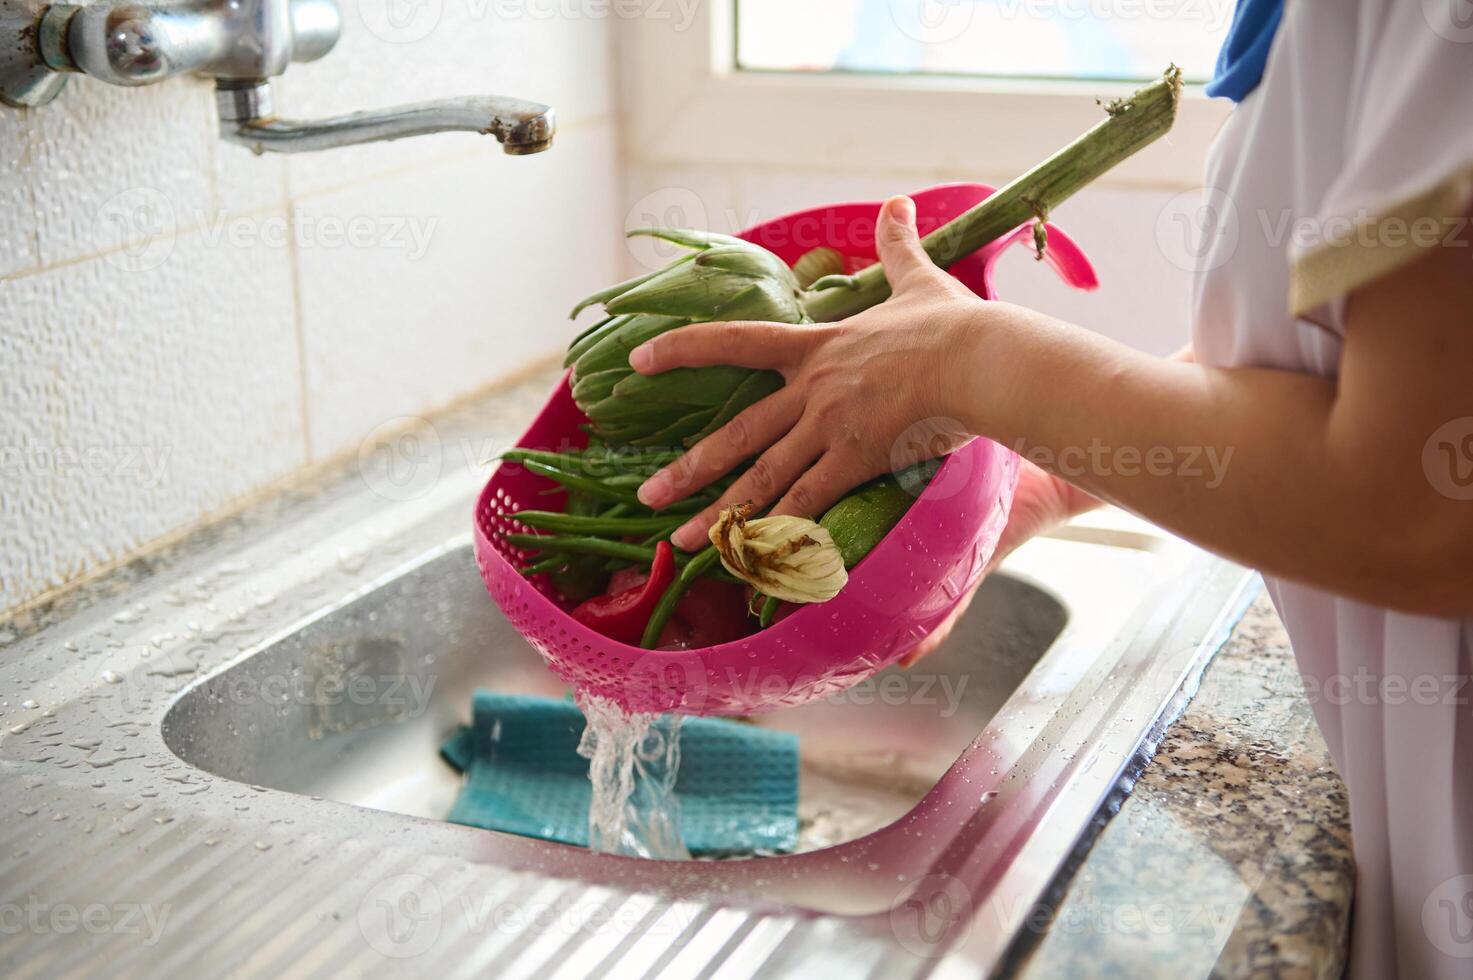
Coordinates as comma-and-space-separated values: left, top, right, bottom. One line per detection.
620, 0, 1231, 190
735, 0, 1230, 84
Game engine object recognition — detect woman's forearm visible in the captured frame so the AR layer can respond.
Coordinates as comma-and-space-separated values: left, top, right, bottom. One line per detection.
955, 300, 1473, 617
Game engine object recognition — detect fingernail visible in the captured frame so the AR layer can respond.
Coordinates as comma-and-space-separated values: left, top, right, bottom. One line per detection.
629, 344, 654, 373
671, 522, 703, 551
887, 196, 916, 225
637, 471, 672, 507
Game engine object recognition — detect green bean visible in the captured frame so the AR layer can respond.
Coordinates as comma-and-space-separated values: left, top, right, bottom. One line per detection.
515, 511, 683, 535
641, 546, 721, 648
519, 559, 561, 577
520, 461, 641, 505
506, 534, 656, 564
758, 594, 779, 629
639, 519, 688, 545
507, 534, 701, 568
501, 448, 680, 477
586, 449, 682, 468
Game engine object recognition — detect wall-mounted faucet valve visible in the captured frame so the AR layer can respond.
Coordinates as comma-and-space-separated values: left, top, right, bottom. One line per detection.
0, 0, 555, 155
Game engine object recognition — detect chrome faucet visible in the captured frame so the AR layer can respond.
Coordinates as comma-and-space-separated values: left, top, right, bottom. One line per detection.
215, 83, 555, 155
0, 0, 555, 155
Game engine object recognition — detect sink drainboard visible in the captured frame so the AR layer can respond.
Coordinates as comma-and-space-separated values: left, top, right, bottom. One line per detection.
0, 477, 1254, 977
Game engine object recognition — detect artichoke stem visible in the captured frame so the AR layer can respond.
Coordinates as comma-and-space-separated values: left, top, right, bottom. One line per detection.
802, 66, 1182, 323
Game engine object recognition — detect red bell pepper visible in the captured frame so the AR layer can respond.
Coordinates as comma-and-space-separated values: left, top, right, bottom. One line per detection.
570, 541, 675, 645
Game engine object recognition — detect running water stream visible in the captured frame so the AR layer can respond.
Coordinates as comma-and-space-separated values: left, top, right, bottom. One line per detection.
575, 693, 690, 859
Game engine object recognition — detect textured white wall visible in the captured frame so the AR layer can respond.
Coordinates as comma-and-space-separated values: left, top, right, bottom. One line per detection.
0, 1, 625, 614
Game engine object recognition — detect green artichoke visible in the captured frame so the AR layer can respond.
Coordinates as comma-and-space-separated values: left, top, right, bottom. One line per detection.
564, 229, 805, 448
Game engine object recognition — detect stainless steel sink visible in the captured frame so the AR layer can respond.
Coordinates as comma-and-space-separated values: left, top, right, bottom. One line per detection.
0, 438, 1256, 978
161, 538, 1069, 854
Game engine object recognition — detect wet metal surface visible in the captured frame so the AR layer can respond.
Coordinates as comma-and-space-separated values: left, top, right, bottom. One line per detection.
0, 383, 1257, 976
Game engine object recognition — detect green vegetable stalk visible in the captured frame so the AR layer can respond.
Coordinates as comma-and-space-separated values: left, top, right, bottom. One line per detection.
566, 67, 1183, 448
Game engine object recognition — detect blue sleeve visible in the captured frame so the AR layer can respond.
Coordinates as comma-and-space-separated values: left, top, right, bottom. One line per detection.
1204, 0, 1284, 103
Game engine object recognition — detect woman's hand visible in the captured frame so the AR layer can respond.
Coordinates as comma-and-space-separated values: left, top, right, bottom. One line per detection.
631, 195, 991, 550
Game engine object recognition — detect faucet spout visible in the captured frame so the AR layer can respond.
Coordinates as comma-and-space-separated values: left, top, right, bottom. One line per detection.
216, 83, 556, 155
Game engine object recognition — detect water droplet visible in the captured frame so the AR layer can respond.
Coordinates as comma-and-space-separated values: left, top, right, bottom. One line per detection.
100, 670, 124, 685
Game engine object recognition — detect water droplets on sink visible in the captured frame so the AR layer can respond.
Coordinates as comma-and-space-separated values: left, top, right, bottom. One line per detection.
112, 606, 148, 624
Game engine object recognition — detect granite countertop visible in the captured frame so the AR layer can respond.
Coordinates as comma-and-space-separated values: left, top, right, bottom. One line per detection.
0, 370, 1356, 978
1016, 592, 1355, 980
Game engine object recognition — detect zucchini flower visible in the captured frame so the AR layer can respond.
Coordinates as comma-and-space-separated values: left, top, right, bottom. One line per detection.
709, 504, 848, 605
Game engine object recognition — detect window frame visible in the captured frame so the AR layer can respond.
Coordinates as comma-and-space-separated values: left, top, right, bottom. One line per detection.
621, 0, 1230, 188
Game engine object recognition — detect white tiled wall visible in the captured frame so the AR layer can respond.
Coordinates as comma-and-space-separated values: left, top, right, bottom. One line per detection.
0, 0, 623, 614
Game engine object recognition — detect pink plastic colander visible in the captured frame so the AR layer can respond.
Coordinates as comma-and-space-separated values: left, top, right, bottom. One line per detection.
474, 184, 1097, 716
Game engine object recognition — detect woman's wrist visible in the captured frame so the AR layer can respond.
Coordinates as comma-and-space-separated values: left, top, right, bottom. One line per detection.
939, 298, 1020, 440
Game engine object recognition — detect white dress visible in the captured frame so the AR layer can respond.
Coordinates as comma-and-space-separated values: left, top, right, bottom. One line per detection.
1191, 2, 1473, 976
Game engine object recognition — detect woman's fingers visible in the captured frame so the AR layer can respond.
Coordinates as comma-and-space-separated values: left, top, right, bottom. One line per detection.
669, 427, 825, 550
629, 320, 812, 376
637, 388, 802, 509
767, 453, 865, 523
874, 195, 935, 290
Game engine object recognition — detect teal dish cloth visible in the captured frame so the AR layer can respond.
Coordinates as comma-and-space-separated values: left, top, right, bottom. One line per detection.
441, 691, 799, 856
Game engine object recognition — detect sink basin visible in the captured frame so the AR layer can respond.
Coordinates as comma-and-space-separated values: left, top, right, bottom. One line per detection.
0, 446, 1255, 977
162, 540, 1068, 853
